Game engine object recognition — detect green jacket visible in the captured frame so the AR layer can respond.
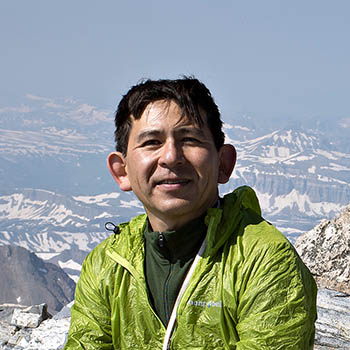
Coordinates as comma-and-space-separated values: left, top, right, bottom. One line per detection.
65, 186, 317, 349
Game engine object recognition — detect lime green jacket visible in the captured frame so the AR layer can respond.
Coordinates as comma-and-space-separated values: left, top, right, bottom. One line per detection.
65, 186, 317, 349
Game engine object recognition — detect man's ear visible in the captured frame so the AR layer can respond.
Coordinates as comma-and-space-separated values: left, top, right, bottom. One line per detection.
107, 152, 132, 191
218, 144, 236, 184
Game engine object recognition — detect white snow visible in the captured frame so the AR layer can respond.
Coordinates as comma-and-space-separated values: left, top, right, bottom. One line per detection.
120, 200, 143, 208
321, 163, 350, 172
36, 252, 61, 260
69, 275, 80, 283
290, 154, 314, 161
94, 212, 113, 219
278, 130, 293, 143
308, 165, 316, 174
58, 259, 82, 271
266, 189, 344, 217
315, 149, 338, 160
254, 190, 272, 210
73, 192, 120, 205
266, 146, 291, 158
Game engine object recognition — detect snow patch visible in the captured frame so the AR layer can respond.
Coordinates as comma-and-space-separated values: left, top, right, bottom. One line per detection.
315, 149, 338, 160
58, 259, 82, 271
120, 200, 143, 208
94, 212, 113, 219
267, 189, 344, 217
308, 165, 316, 174
36, 252, 61, 260
73, 192, 120, 205
321, 163, 350, 172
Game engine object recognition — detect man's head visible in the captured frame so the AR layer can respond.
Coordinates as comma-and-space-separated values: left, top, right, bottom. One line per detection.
108, 77, 236, 231
113, 77, 225, 155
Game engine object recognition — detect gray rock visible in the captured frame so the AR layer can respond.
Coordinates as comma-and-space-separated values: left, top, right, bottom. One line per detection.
295, 204, 350, 348
314, 289, 350, 349
295, 204, 350, 293
11, 304, 50, 329
0, 303, 70, 350
53, 301, 73, 321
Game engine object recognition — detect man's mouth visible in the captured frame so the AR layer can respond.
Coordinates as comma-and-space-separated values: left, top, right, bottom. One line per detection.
157, 179, 190, 185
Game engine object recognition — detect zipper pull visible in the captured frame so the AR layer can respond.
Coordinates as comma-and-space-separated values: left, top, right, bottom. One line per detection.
104, 222, 120, 234
159, 232, 164, 248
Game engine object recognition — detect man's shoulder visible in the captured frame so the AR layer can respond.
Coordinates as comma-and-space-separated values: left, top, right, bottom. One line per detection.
223, 189, 312, 282
223, 186, 291, 248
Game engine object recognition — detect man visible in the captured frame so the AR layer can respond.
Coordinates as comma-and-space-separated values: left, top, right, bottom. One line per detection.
65, 77, 317, 349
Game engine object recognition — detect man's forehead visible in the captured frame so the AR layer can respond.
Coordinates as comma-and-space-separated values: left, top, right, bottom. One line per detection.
130, 99, 206, 128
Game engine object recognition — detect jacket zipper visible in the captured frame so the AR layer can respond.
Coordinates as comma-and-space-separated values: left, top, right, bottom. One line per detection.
164, 260, 174, 324
159, 232, 164, 248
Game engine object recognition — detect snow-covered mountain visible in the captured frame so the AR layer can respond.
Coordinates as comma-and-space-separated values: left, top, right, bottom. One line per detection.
223, 127, 350, 238
1, 95, 350, 274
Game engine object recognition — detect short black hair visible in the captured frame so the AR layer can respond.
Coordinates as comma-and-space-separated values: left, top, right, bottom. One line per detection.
114, 77, 225, 155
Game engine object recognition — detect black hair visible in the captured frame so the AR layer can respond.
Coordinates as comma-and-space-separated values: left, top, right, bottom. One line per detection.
114, 77, 225, 155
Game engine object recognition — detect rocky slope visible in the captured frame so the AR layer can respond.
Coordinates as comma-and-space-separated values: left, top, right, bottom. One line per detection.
0, 245, 75, 313
295, 204, 350, 348
0, 302, 71, 349
295, 204, 350, 293
314, 289, 350, 349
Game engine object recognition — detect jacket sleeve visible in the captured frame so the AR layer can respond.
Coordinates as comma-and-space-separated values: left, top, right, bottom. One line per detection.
64, 248, 113, 350
235, 229, 317, 349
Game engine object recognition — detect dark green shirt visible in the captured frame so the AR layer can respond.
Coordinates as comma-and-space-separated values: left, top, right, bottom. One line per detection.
144, 215, 207, 326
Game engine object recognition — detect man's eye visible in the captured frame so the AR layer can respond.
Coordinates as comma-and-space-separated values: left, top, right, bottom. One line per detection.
183, 137, 200, 143
141, 140, 161, 147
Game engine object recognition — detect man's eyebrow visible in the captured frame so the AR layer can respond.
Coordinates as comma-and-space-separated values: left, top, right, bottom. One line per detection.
175, 126, 206, 137
136, 129, 162, 142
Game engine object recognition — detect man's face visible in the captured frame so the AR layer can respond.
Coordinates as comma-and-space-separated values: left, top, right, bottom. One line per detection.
117, 100, 226, 230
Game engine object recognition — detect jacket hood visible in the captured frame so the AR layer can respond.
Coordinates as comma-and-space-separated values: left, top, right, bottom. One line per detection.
204, 186, 262, 254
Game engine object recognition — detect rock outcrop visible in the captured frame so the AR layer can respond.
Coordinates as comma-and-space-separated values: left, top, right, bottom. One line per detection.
314, 289, 350, 349
0, 303, 71, 350
295, 204, 350, 293
295, 204, 350, 348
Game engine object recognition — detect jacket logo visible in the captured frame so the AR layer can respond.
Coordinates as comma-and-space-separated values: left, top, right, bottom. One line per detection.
187, 300, 222, 308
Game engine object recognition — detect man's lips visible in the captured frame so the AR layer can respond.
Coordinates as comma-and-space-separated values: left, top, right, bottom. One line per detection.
156, 178, 191, 185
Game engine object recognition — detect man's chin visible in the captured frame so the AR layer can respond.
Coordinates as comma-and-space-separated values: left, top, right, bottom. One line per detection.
145, 198, 193, 217
158, 198, 194, 211
153, 198, 209, 220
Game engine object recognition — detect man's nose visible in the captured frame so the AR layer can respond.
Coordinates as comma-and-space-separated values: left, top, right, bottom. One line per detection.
159, 140, 185, 167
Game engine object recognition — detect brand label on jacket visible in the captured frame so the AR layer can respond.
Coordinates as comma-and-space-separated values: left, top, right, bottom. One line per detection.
187, 300, 222, 308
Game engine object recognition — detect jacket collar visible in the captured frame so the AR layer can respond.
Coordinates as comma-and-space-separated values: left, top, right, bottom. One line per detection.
108, 186, 261, 271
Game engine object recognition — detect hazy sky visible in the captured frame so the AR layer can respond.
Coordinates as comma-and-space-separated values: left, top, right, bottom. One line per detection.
1, 1, 350, 122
